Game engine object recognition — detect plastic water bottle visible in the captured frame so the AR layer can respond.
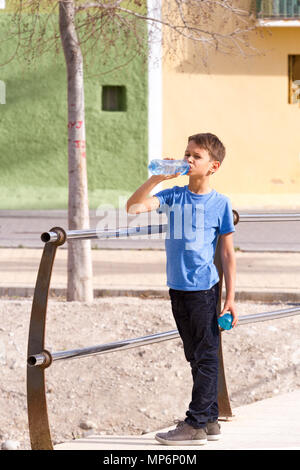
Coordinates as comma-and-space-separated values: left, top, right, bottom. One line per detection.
148, 159, 190, 176
218, 313, 233, 330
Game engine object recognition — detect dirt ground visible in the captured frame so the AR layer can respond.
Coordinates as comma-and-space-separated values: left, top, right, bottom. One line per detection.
0, 296, 300, 450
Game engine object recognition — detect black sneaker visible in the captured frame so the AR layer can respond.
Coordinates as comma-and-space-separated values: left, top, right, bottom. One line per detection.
155, 421, 207, 446
206, 420, 221, 440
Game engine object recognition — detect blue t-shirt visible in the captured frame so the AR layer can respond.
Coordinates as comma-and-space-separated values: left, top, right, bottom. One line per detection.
154, 185, 235, 291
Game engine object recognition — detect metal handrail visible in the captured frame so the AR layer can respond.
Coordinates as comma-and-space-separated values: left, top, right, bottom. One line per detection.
26, 210, 300, 449
237, 213, 300, 222
41, 223, 168, 243
40, 212, 300, 243
27, 305, 300, 368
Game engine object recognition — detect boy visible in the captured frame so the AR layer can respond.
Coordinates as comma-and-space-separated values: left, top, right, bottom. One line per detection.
126, 133, 237, 446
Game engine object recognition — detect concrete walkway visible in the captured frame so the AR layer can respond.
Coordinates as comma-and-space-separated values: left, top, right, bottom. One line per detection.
1, 248, 300, 302
54, 390, 300, 450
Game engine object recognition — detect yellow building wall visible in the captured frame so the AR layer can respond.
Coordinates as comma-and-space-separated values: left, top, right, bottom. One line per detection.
162, 27, 300, 210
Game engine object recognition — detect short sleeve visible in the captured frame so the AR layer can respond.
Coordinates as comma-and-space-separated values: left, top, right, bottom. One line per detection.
219, 197, 235, 234
154, 187, 175, 214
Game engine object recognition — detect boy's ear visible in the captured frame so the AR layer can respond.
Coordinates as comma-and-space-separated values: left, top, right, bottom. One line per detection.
211, 161, 220, 174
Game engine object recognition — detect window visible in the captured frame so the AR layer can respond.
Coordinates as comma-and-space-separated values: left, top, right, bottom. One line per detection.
288, 55, 300, 104
102, 86, 126, 112
0, 80, 5, 104
256, 0, 300, 18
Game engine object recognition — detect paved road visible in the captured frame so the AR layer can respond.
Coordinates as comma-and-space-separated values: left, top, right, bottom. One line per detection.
0, 209, 300, 251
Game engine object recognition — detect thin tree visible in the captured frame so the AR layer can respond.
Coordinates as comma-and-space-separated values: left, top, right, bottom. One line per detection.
6, 0, 257, 301
59, 1, 93, 302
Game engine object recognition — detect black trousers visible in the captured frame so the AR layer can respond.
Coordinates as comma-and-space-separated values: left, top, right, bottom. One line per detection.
169, 282, 220, 429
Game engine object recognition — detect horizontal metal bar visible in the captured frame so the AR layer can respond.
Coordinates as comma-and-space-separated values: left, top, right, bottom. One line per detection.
27, 354, 48, 367
28, 329, 179, 367
41, 224, 168, 243
237, 305, 300, 325
27, 306, 300, 367
238, 213, 300, 222
41, 212, 300, 243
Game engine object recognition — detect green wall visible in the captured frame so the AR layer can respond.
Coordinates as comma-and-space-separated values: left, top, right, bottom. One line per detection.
0, 14, 148, 209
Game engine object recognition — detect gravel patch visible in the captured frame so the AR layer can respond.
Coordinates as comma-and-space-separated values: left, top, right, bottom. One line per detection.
0, 296, 300, 449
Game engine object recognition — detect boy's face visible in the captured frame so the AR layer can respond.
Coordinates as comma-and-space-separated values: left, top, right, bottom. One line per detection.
184, 140, 220, 177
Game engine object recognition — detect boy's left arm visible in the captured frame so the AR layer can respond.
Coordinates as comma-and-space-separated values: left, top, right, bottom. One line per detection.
219, 232, 238, 327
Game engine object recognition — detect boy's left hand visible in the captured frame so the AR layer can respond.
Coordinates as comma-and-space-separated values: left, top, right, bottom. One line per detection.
219, 300, 238, 328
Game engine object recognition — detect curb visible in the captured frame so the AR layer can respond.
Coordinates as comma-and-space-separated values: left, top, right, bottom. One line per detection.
0, 287, 299, 303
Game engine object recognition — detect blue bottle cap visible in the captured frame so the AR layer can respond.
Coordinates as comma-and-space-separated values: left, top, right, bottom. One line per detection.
218, 313, 233, 330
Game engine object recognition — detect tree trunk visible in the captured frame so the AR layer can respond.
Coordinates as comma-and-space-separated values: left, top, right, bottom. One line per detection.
59, 0, 93, 302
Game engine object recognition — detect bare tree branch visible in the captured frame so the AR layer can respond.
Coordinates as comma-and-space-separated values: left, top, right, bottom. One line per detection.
7, 0, 259, 64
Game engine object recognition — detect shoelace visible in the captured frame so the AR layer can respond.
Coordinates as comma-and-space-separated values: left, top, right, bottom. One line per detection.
173, 419, 186, 429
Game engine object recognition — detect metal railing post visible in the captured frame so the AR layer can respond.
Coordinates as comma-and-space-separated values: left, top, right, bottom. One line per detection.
26, 227, 66, 450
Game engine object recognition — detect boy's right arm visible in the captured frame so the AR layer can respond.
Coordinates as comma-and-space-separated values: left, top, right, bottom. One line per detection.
126, 158, 181, 214
126, 175, 165, 214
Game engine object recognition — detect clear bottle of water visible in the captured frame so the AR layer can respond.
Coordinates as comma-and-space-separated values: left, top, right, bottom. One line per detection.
148, 159, 190, 176
218, 313, 233, 330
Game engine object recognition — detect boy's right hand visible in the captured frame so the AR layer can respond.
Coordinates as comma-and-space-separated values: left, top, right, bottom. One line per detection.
150, 158, 182, 181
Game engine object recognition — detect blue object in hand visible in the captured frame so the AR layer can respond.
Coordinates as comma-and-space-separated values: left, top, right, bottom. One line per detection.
148, 159, 190, 176
218, 313, 233, 330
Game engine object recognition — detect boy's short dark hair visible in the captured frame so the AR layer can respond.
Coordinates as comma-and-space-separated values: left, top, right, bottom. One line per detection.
188, 133, 226, 164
